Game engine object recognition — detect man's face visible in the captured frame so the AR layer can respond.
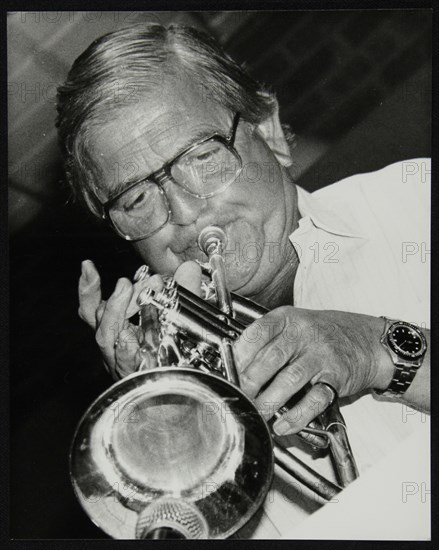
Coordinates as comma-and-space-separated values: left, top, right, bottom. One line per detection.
88, 73, 299, 296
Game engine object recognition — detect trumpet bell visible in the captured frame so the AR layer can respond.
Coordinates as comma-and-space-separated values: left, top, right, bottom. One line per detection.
70, 367, 274, 539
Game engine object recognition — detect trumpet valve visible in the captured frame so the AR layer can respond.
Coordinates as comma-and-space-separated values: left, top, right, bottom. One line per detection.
137, 287, 156, 307
133, 264, 150, 282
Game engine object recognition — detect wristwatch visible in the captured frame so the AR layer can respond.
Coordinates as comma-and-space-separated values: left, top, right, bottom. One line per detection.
375, 317, 427, 397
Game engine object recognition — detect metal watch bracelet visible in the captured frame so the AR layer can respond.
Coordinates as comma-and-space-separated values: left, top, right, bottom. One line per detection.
374, 317, 426, 397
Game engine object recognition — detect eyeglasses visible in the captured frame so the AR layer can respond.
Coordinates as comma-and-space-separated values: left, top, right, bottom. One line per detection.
102, 113, 242, 241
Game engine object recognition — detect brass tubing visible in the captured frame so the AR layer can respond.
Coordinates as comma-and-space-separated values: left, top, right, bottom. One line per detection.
230, 293, 268, 320
320, 403, 359, 487
273, 445, 341, 501
198, 227, 344, 498
177, 286, 246, 333
197, 226, 234, 316
209, 253, 234, 316
164, 303, 238, 345
140, 287, 345, 500
219, 338, 240, 386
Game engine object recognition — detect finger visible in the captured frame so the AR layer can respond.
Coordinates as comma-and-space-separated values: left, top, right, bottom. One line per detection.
96, 278, 133, 369
174, 261, 202, 297
113, 325, 143, 379
234, 309, 290, 374
126, 274, 164, 318
272, 382, 335, 435
239, 338, 292, 398
78, 260, 102, 329
255, 359, 319, 420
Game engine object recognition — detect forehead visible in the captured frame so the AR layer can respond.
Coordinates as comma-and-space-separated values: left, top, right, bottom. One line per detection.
87, 74, 230, 197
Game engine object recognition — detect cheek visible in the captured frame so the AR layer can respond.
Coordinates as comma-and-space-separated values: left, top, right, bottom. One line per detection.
132, 235, 178, 275
237, 137, 284, 202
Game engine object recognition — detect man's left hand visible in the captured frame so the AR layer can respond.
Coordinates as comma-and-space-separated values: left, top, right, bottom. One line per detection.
233, 307, 394, 435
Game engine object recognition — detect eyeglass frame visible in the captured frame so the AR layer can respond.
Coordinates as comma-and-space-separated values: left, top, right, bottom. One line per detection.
101, 112, 242, 241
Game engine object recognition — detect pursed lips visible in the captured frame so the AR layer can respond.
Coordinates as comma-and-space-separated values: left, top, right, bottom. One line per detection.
172, 221, 233, 262
180, 245, 208, 263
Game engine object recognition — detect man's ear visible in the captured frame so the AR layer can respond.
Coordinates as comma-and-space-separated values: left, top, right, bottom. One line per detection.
256, 97, 293, 167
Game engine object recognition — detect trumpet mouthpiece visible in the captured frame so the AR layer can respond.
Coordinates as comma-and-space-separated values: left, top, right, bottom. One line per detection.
197, 226, 227, 255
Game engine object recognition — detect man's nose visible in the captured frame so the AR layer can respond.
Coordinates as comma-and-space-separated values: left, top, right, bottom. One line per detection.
166, 182, 207, 226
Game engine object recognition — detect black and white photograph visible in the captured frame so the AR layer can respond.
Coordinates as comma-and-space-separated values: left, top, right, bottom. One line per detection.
8, 8, 432, 541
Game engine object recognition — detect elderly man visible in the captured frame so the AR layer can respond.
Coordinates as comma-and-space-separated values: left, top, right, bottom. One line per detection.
57, 23, 430, 537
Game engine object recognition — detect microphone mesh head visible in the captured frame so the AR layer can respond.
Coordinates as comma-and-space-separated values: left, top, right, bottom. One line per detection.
136, 498, 209, 539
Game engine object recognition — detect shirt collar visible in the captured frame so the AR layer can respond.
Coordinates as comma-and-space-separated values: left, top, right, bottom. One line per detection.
292, 185, 367, 239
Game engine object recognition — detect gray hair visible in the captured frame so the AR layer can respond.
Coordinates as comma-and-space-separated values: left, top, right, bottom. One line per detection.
56, 23, 277, 216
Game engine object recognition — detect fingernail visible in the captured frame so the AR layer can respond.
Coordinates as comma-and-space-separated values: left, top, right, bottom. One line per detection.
80, 260, 100, 290
273, 418, 292, 436
115, 278, 129, 295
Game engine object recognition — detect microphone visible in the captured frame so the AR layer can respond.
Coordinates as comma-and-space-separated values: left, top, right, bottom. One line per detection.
135, 498, 209, 539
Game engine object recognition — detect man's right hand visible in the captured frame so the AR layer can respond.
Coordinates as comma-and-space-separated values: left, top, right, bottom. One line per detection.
78, 259, 202, 381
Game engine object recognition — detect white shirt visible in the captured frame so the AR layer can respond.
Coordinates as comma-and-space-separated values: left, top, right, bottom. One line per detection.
239, 159, 430, 539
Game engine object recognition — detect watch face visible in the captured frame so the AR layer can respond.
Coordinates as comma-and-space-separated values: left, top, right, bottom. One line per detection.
388, 323, 427, 359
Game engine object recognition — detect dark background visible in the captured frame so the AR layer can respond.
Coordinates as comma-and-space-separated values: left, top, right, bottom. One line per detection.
9, 10, 432, 538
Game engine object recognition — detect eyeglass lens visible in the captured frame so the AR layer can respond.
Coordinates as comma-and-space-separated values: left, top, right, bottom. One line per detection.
110, 181, 169, 239
110, 140, 241, 239
171, 139, 240, 196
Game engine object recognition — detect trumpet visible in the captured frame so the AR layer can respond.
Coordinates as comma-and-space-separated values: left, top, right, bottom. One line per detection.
70, 226, 358, 539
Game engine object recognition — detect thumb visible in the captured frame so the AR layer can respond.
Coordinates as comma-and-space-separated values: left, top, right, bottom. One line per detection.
174, 261, 202, 297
